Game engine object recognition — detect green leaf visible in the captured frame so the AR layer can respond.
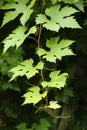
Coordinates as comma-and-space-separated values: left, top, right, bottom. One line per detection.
58, 0, 79, 3
74, 0, 84, 12
47, 101, 61, 109
9, 59, 44, 81
51, 0, 84, 12
2, 26, 37, 53
37, 37, 74, 62
0, 0, 36, 26
27, 26, 37, 36
2, 26, 27, 53
0, 81, 20, 91
32, 118, 51, 130
36, 5, 80, 32
51, 0, 58, 4
42, 71, 68, 89
16, 123, 29, 130
23, 86, 47, 105
0, 47, 23, 78
55, 88, 74, 103
36, 14, 60, 32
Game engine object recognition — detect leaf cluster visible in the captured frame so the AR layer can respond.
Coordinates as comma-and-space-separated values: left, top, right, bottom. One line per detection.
0, 0, 86, 130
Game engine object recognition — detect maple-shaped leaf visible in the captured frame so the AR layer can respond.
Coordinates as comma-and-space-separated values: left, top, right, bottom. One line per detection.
41, 71, 68, 89
36, 14, 60, 32
37, 37, 74, 62
23, 86, 47, 105
9, 59, 44, 81
47, 101, 61, 109
36, 5, 81, 32
2, 26, 37, 53
0, 0, 36, 26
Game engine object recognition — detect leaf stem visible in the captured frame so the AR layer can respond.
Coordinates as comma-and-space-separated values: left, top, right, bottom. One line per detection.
28, 36, 38, 43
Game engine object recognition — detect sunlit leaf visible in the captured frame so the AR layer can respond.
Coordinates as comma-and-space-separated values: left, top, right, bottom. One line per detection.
2, 26, 37, 53
9, 59, 44, 81
36, 5, 80, 32
42, 71, 68, 89
23, 86, 47, 105
37, 37, 74, 62
47, 101, 61, 109
0, 0, 36, 26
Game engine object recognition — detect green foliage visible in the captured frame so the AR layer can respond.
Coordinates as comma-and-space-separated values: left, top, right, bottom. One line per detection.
31, 118, 51, 130
16, 123, 29, 130
3, 26, 37, 53
0, 0, 86, 130
37, 37, 74, 62
47, 101, 61, 109
41, 71, 68, 89
23, 86, 47, 105
10, 59, 44, 81
36, 5, 80, 32
0, 0, 36, 26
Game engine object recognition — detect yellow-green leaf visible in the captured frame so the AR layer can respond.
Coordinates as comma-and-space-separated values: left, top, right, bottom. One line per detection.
42, 71, 68, 89
23, 86, 47, 105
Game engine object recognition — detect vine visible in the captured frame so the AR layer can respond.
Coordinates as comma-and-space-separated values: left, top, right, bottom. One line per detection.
0, 0, 81, 110
0, 0, 84, 129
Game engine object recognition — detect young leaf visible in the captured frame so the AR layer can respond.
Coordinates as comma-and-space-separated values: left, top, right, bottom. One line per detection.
42, 71, 68, 89
9, 59, 44, 81
23, 86, 47, 105
36, 5, 81, 32
0, 0, 36, 26
2, 26, 37, 53
47, 101, 61, 109
37, 37, 74, 62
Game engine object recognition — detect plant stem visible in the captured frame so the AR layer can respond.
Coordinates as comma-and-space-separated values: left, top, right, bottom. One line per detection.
37, 24, 48, 106
38, 24, 42, 48
37, 24, 44, 80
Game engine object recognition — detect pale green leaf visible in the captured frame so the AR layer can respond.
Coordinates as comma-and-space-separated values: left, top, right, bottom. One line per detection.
9, 59, 44, 81
3, 26, 27, 53
20, 0, 36, 26
36, 14, 60, 32
0, 0, 36, 26
20, 9, 33, 26
74, 0, 84, 12
26, 26, 37, 36
47, 101, 61, 109
42, 71, 68, 89
51, 0, 84, 12
23, 86, 47, 105
36, 5, 81, 31
2, 26, 37, 53
37, 37, 74, 62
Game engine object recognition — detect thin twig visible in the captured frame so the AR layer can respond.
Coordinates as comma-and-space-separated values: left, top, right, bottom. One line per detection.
28, 36, 38, 43
25, 81, 35, 86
